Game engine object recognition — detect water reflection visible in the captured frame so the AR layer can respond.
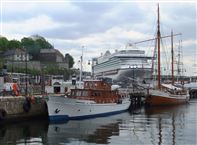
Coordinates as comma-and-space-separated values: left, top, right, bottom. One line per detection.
0, 101, 196, 145
140, 104, 192, 145
145, 106, 183, 145
47, 112, 130, 144
0, 119, 48, 145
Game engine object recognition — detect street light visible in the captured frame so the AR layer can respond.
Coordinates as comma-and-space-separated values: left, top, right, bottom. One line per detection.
79, 46, 84, 82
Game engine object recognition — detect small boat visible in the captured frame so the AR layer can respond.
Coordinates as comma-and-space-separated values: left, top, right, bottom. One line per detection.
145, 5, 189, 106
46, 79, 131, 121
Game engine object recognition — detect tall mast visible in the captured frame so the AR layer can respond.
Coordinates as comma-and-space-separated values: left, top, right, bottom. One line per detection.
171, 30, 174, 84
157, 4, 161, 89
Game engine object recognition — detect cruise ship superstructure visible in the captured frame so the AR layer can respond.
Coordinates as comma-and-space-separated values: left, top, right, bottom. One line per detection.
92, 46, 153, 82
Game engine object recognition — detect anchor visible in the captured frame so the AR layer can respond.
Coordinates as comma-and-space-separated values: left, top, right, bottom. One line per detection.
55, 108, 60, 114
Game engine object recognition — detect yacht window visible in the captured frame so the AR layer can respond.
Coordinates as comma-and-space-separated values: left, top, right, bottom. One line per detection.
82, 91, 88, 96
76, 91, 81, 96
71, 91, 76, 96
93, 92, 100, 97
85, 82, 88, 87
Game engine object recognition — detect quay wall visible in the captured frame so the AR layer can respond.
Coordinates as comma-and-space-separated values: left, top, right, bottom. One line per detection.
0, 96, 48, 121
189, 89, 197, 99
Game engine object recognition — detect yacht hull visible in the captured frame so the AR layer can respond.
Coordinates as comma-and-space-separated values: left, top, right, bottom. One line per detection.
46, 96, 131, 121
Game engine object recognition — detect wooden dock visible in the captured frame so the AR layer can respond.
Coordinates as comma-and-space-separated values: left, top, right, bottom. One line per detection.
129, 92, 145, 110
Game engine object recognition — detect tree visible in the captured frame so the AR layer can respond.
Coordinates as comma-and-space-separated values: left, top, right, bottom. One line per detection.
21, 35, 54, 60
21, 37, 35, 49
0, 57, 5, 70
65, 53, 74, 68
7, 39, 22, 49
0, 37, 9, 51
21, 37, 39, 59
35, 37, 53, 49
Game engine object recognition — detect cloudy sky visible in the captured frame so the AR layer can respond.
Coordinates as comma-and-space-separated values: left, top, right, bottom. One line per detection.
0, 0, 196, 76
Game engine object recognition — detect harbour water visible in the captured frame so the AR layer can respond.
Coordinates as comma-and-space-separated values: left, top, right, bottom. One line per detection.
0, 100, 196, 145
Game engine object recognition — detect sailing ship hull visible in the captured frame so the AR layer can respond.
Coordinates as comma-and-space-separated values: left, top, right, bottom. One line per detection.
46, 96, 131, 121
145, 90, 189, 106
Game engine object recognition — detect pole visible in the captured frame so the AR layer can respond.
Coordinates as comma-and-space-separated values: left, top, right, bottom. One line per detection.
157, 4, 161, 90
171, 30, 174, 85
132, 33, 181, 45
41, 64, 45, 95
25, 47, 28, 96
79, 46, 84, 82
133, 65, 134, 92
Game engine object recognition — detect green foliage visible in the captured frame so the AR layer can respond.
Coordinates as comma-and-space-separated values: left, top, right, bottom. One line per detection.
7, 40, 22, 49
7, 65, 41, 75
21, 37, 38, 60
0, 58, 5, 69
0, 37, 9, 51
0, 38, 22, 51
0, 35, 53, 55
41, 62, 74, 80
35, 37, 53, 49
0, 35, 75, 80
21, 35, 53, 60
65, 53, 74, 68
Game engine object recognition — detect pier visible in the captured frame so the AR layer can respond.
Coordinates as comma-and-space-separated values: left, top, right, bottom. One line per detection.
0, 96, 48, 123
189, 88, 197, 99
129, 93, 144, 108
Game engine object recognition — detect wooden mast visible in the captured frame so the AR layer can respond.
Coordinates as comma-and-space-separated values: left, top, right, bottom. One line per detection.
157, 4, 161, 89
171, 30, 174, 85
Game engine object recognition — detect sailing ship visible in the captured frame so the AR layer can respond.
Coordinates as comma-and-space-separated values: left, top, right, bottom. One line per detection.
145, 5, 189, 106
46, 79, 131, 121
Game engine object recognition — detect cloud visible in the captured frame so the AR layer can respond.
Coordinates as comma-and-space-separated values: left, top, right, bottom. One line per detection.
1, 1, 196, 75
183, 39, 196, 47
3, 15, 63, 35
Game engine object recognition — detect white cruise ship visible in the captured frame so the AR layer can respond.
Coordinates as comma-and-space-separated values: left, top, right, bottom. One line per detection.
92, 46, 153, 82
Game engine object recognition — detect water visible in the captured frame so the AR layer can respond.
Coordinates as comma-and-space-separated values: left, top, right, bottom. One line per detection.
0, 100, 196, 145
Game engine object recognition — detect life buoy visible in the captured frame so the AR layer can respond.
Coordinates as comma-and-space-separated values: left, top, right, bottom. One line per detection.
30, 96, 35, 103
0, 109, 7, 120
23, 98, 31, 113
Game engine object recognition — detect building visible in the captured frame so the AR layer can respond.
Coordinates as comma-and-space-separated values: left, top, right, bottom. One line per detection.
39, 49, 68, 69
3, 48, 30, 62
40, 49, 63, 63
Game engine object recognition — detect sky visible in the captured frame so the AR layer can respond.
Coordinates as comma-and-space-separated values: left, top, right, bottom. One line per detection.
0, 0, 196, 76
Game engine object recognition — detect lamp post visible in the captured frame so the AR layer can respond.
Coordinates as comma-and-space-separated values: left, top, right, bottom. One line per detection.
24, 46, 28, 96
41, 64, 46, 95
79, 46, 84, 82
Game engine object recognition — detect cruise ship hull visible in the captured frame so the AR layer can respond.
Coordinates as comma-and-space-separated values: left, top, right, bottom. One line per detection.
92, 49, 153, 82
95, 68, 152, 82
